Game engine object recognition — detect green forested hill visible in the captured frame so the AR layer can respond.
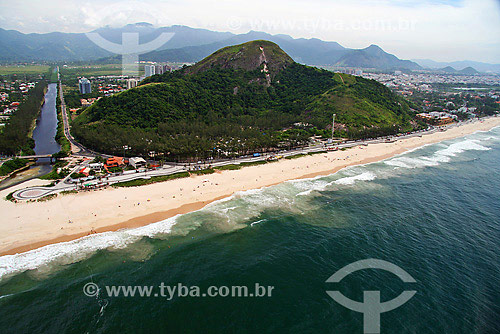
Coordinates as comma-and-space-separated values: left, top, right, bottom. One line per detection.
72, 41, 417, 161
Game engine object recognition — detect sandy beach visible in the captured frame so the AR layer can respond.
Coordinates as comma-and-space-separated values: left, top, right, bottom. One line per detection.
1, 117, 499, 256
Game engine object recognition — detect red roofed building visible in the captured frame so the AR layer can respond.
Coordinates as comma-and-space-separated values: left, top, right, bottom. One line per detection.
105, 157, 125, 168
104, 157, 126, 173
78, 167, 90, 176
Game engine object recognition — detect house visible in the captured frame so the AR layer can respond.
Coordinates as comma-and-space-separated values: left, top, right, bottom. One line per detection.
89, 163, 103, 171
80, 99, 92, 108
417, 112, 456, 126
80, 97, 100, 108
129, 157, 147, 169
78, 167, 90, 176
105, 157, 125, 168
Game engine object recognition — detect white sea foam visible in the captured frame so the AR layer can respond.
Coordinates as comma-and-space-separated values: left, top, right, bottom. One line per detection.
295, 180, 332, 196
190, 185, 298, 233
385, 156, 441, 168
0, 217, 178, 281
121, 216, 177, 237
435, 139, 489, 157
385, 139, 490, 169
220, 206, 238, 214
0, 293, 14, 300
1, 128, 497, 281
334, 172, 377, 185
477, 135, 498, 142
293, 167, 383, 195
294, 189, 309, 196
250, 219, 266, 226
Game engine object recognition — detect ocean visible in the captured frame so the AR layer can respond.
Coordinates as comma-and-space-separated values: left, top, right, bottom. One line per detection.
1, 126, 500, 333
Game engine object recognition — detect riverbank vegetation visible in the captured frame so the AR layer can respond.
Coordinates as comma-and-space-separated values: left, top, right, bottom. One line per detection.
0, 158, 29, 176
39, 160, 70, 180
49, 67, 58, 83
54, 83, 71, 156
0, 79, 48, 155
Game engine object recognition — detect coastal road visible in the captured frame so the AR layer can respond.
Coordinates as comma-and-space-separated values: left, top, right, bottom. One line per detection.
11, 117, 491, 201
58, 81, 105, 158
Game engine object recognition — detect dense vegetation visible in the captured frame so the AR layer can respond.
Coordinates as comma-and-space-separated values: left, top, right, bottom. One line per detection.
0, 158, 29, 176
72, 41, 417, 161
49, 67, 58, 83
55, 84, 71, 156
112, 172, 191, 188
307, 73, 415, 138
39, 159, 70, 180
0, 80, 47, 155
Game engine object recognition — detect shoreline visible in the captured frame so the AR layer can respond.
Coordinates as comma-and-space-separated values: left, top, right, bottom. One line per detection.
1, 117, 500, 257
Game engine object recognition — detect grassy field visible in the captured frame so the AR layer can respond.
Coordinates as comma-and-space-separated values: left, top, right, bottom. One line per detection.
112, 172, 191, 188
0, 65, 50, 75
60, 64, 134, 77
49, 67, 58, 83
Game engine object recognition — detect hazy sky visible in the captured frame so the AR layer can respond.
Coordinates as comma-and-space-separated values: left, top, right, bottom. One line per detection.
0, 0, 499, 63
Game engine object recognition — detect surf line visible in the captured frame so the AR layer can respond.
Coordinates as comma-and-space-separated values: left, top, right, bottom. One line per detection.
251, 219, 266, 227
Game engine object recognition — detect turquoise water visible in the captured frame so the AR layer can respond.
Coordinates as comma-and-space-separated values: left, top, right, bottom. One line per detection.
1, 126, 500, 333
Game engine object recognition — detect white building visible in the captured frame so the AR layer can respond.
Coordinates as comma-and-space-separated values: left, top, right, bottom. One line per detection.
126, 79, 138, 90
163, 64, 172, 73
89, 163, 103, 171
79, 77, 91, 94
144, 65, 155, 78
155, 65, 164, 75
129, 157, 147, 169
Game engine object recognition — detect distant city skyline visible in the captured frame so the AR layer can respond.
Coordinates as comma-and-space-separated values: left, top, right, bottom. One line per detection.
0, 0, 499, 63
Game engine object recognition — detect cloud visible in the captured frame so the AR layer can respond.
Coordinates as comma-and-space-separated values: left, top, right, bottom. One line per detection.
0, 0, 499, 62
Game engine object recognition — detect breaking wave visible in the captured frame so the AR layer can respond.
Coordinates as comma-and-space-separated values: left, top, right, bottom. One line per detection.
1, 126, 499, 281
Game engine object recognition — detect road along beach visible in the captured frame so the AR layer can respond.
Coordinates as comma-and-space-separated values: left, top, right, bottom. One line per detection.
1, 117, 499, 256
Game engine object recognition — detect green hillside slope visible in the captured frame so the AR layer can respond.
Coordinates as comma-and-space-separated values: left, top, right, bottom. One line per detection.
72, 41, 417, 160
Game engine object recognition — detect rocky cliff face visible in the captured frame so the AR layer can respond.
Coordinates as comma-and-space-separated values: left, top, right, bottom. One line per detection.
185, 40, 294, 81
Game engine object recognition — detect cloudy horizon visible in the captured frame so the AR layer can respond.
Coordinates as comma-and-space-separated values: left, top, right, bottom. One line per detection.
0, 0, 499, 63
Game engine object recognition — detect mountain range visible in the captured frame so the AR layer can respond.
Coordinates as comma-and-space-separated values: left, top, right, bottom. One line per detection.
140, 29, 422, 70
436, 66, 479, 75
3, 23, 498, 73
1, 23, 421, 70
413, 59, 500, 74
